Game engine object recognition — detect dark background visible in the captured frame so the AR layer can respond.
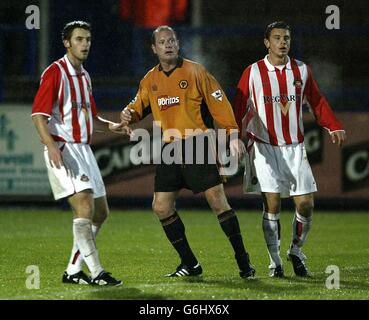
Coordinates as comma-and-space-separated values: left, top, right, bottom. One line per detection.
0, 0, 368, 111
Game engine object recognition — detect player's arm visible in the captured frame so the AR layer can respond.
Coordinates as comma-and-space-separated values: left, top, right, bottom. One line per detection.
233, 66, 252, 139
304, 65, 346, 147
87, 95, 131, 135
32, 115, 64, 169
93, 115, 132, 135
120, 81, 151, 126
198, 66, 246, 159
31, 64, 64, 168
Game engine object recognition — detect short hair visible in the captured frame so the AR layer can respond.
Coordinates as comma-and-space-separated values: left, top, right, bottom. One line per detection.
264, 21, 290, 39
62, 21, 91, 42
151, 25, 178, 45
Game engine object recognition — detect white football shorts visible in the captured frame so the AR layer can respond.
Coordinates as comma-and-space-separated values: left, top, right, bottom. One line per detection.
44, 142, 106, 200
243, 141, 317, 198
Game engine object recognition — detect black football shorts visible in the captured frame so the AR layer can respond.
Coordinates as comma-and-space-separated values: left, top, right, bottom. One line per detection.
154, 136, 223, 194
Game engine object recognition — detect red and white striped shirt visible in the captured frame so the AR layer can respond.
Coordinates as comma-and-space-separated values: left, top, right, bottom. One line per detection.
233, 55, 343, 146
32, 55, 97, 144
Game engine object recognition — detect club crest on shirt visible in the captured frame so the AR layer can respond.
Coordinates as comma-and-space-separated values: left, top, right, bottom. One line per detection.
152, 84, 158, 91
293, 79, 303, 88
179, 80, 188, 89
80, 174, 89, 182
211, 89, 223, 102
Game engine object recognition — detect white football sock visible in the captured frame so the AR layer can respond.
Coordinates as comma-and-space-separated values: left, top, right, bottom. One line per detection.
66, 224, 100, 275
71, 218, 103, 278
291, 211, 312, 251
262, 212, 282, 268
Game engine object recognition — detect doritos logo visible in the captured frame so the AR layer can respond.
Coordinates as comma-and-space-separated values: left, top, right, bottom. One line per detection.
157, 95, 180, 111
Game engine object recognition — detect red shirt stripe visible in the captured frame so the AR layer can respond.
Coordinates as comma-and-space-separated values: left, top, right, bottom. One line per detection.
77, 75, 91, 144
257, 61, 278, 145
290, 59, 304, 143
275, 67, 292, 144
59, 59, 81, 143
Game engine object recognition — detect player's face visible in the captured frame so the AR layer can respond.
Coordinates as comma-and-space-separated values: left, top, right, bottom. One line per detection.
152, 30, 179, 64
64, 28, 91, 62
264, 28, 291, 60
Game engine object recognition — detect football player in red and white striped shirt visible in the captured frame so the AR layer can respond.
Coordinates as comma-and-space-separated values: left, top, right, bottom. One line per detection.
233, 21, 346, 278
32, 21, 128, 286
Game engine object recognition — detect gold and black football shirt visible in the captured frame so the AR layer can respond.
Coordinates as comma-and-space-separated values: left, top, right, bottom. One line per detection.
127, 57, 239, 142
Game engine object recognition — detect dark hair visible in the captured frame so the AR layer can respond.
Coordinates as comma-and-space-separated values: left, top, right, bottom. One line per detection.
264, 21, 290, 39
151, 25, 178, 45
62, 21, 91, 42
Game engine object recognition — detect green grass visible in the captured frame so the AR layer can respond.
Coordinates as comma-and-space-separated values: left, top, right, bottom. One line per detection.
0, 209, 368, 300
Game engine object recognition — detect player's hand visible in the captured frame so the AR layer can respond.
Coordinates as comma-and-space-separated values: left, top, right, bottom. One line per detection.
109, 122, 133, 136
229, 138, 246, 160
47, 143, 64, 169
330, 130, 346, 147
120, 107, 135, 126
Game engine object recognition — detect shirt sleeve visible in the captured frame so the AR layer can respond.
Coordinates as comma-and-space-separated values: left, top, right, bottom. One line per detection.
32, 64, 61, 117
90, 94, 98, 117
197, 65, 239, 133
127, 79, 151, 121
233, 65, 252, 138
304, 65, 344, 132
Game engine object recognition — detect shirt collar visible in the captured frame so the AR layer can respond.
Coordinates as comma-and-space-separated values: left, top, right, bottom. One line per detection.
158, 56, 183, 72
63, 54, 85, 76
264, 55, 291, 71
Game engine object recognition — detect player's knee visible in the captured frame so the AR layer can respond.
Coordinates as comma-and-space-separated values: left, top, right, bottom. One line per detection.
76, 204, 94, 219
206, 191, 230, 214
152, 200, 172, 218
296, 200, 314, 216
93, 207, 109, 225
264, 203, 280, 214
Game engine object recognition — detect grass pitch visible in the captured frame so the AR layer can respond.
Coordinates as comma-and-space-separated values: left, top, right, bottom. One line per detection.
0, 209, 368, 300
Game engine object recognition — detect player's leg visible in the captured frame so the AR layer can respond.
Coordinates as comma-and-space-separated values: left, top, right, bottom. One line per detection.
90, 195, 122, 285
67, 191, 122, 286
204, 184, 255, 278
154, 150, 201, 277
63, 144, 120, 285
42, 143, 92, 284
67, 196, 108, 276
292, 193, 314, 247
286, 143, 316, 277
261, 192, 284, 277
153, 191, 202, 277
243, 141, 285, 277
287, 193, 314, 277
66, 190, 103, 280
